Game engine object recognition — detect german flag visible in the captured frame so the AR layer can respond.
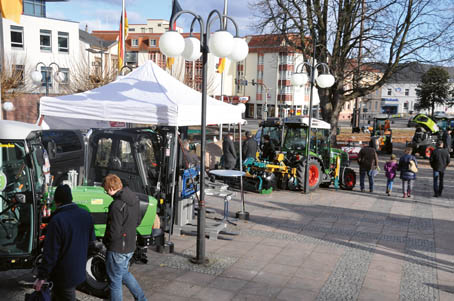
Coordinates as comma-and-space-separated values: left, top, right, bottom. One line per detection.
118, 10, 128, 70
217, 58, 226, 73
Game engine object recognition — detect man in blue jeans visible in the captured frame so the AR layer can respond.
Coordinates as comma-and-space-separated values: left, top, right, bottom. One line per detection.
103, 174, 147, 301
357, 140, 379, 192
430, 140, 450, 197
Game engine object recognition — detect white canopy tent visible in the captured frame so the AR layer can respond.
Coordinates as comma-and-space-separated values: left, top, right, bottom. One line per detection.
38, 60, 243, 129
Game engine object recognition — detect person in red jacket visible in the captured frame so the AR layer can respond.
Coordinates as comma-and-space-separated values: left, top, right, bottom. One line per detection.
103, 174, 147, 301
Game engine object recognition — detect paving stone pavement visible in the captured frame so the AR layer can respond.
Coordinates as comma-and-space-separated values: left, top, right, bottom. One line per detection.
2, 144, 454, 300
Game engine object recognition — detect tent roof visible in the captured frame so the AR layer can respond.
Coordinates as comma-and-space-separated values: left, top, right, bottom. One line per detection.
39, 60, 243, 129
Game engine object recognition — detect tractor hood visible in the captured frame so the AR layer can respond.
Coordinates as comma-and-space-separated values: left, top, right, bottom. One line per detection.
411, 114, 439, 133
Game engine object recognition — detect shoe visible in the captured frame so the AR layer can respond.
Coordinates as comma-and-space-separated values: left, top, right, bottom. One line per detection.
407, 193, 411, 198
403, 193, 407, 198
387, 192, 391, 196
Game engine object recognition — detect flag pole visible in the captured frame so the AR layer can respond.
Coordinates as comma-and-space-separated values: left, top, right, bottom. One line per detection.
220, 0, 228, 133
122, 0, 125, 69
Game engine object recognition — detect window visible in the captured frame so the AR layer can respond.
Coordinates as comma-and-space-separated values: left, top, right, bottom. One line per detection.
158, 23, 162, 27
41, 67, 52, 88
23, 0, 46, 17
405, 89, 409, 96
125, 51, 138, 66
13, 65, 25, 86
40, 29, 52, 51
149, 39, 156, 47
95, 138, 112, 168
387, 88, 392, 96
10, 26, 24, 49
59, 68, 70, 85
58, 32, 69, 53
132, 39, 139, 47
129, 28, 135, 32
148, 28, 153, 33
141, 28, 146, 33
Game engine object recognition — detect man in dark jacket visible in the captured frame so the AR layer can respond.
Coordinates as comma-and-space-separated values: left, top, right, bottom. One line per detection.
34, 184, 95, 301
222, 134, 237, 169
103, 174, 147, 301
357, 140, 379, 192
242, 131, 258, 161
430, 140, 450, 197
261, 135, 276, 161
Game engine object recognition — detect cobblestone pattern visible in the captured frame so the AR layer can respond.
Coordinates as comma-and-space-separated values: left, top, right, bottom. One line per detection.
400, 203, 438, 301
315, 198, 393, 300
161, 249, 238, 275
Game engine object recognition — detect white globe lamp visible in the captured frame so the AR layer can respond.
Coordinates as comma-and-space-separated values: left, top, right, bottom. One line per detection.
291, 73, 309, 87
209, 31, 234, 58
31, 70, 43, 84
316, 74, 335, 88
159, 31, 185, 58
182, 37, 202, 61
2, 102, 15, 112
228, 38, 249, 62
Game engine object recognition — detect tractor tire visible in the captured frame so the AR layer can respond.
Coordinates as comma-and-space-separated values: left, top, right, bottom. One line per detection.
296, 160, 322, 191
424, 145, 435, 159
78, 250, 109, 299
340, 167, 356, 190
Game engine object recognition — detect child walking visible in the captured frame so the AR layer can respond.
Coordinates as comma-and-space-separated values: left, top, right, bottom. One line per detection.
384, 154, 398, 196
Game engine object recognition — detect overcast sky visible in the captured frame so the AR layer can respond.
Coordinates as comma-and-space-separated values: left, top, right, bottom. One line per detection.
46, 0, 258, 35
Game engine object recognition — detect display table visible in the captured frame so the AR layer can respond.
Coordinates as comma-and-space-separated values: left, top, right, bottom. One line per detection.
209, 169, 249, 220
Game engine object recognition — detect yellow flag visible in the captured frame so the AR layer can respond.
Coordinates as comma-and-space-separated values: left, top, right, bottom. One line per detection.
0, 0, 23, 24
166, 57, 175, 69
217, 58, 226, 73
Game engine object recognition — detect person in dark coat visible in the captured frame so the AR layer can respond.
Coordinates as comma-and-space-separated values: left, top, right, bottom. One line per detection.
242, 131, 258, 161
357, 140, 379, 192
398, 147, 418, 198
103, 174, 147, 301
34, 184, 95, 301
222, 134, 237, 169
261, 135, 276, 161
430, 140, 450, 197
442, 128, 452, 153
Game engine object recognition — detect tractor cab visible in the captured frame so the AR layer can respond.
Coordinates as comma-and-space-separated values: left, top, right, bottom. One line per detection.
256, 117, 283, 150
0, 121, 50, 271
369, 115, 393, 153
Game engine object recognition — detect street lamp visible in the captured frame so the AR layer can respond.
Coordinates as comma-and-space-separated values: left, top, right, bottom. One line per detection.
159, 9, 248, 264
31, 62, 64, 96
291, 40, 335, 194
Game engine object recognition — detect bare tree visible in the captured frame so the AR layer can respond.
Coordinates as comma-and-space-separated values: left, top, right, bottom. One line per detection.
251, 0, 454, 136
1, 55, 27, 101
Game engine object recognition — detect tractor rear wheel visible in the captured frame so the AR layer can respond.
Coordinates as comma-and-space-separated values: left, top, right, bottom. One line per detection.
296, 160, 321, 191
340, 167, 356, 190
78, 250, 109, 299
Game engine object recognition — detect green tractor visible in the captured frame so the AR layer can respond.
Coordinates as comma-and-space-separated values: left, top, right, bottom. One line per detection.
408, 113, 440, 158
245, 116, 355, 192
0, 121, 180, 298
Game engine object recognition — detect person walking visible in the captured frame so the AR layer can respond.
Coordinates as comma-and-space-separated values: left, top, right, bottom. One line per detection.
442, 128, 452, 153
357, 140, 379, 192
384, 154, 398, 196
398, 147, 418, 198
242, 131, 258, 161
102, 174, 147, 301
261, 135, 276, 162
430, 140, 450, 197
222, 134, 237, 170
34, 184, 95, 301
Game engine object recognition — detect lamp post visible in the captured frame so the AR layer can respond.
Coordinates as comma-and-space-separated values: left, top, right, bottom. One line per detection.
290, 39, 335, 194
31, 62, 64, 96
159, 9, 248, 264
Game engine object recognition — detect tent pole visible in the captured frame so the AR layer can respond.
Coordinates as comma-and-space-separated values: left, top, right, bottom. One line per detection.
169, 126, 179, 241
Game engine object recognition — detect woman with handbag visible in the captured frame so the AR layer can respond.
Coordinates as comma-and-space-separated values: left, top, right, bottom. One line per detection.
398, 147, 418, 198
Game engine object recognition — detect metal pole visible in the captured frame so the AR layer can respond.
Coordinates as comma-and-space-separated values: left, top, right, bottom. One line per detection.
195, 31, 208, 264
263, 85, 267, 121
304, 36, 317, 194
122, 0, 125, 69
169, 126, 179, 240
45, 68, 49, 96
0, 16, 4, 120
100, 50, 104, 78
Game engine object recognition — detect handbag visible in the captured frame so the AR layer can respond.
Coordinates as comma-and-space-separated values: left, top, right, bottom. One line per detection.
409, 160, 418, 173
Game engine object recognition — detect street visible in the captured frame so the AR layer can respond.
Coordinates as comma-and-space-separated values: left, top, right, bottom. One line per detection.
1, 143, 454, 300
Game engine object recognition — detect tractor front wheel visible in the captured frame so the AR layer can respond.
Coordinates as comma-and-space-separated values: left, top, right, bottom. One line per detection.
78, 250, 109, 299
340, 168, 356, 190
296, 160, 321, 191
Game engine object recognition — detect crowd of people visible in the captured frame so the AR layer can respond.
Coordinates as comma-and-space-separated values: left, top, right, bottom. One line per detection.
358, 139, 450, 198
